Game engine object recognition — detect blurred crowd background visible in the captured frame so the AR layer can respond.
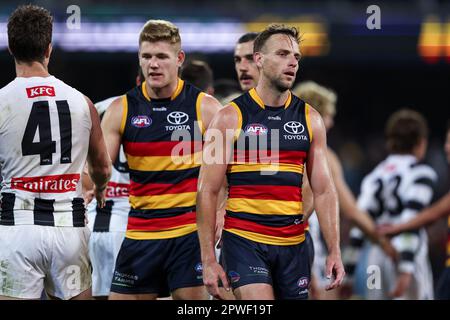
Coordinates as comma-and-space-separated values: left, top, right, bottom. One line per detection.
1, 0, 449, 292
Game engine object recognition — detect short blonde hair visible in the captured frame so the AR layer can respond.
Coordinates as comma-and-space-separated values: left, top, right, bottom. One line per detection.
139, 19, 181, 46
293, 81, 337, 117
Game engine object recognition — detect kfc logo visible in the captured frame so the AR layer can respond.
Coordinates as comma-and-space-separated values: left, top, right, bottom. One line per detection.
26, 86, 55, 98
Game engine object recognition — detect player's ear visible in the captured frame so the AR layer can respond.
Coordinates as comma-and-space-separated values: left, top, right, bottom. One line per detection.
45, 43, 52, 59
177, 50, 185, 67
254, 51, 263, 69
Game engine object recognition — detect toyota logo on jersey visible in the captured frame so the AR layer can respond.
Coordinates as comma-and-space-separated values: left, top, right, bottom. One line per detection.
283, 121, 305, 135
167, 111, 189, 125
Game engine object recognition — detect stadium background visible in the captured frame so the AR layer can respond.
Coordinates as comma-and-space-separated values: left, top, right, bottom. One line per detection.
0, 0, 449, 295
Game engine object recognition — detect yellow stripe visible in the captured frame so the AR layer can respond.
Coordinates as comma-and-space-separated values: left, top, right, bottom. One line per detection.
446, 258, 450, 268
249, 88, 292, 109
142, 81, 150, 101
229, 102, 242, 141
126, 224, 197, 240
119, 95, 128, 135
130, 192, 197, 210
284, 91, 292, 109
249, 88, 265, 109
141, 78, 184, 101
225, 229, 305, 246
127, 152, 202, 171
228, 162, 304, 174
196, 92, 206, 134
226, 198, 302, 215
171, 79, 184, 100
305, 103, 313, 142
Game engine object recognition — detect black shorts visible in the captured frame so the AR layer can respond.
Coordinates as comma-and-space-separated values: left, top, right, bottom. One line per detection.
436, 267, 450, 300
110, 231, 203, 296
220, 231, 312, 300
305, 230, 315, 267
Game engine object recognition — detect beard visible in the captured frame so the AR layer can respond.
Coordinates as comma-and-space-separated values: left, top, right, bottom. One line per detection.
271, 76, 293, 92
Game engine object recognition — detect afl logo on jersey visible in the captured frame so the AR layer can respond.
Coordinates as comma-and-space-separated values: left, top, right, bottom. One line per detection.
283, 121, 305, 135
167, 111, 189, 125
131, 115, 152, 128
244, 123, 268, 136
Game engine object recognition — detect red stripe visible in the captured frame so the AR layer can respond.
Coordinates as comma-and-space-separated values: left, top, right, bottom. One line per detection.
124, 141, 202, 157
130, 178, 198, 196
127, 211, 196, 231
224, 216, 305, 238
228, 185, 301, 202
233, 150, 307, 165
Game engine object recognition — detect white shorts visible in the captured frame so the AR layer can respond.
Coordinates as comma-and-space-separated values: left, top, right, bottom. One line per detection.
366, 240, 434, 300
88, 231, 125, 297
0, 225, 91, 299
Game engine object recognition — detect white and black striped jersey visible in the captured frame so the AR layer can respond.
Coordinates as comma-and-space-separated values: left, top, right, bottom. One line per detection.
87, 96, 130, 233
0, 76, 92, 227
351, 154, 437, 274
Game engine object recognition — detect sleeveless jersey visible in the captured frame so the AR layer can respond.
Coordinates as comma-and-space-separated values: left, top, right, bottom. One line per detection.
224, 88, 313, 245
357, 154, 437, 273
121, 79, 205, 240
87, 97, 130, 233
0, 76, 91, 227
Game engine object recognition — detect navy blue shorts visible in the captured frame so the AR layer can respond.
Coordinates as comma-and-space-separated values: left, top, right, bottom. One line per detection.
305, 230, 315, 268
436, 267, 450, 300
220, 231, 312, 300
110, 231, 203, 296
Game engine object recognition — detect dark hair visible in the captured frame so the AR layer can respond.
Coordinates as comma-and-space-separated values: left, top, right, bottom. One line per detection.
180, 60, 214, 91
237, 32, 259, 44
447, 119, 450, 132
253, 24, 300, 53
385, 109, 428, 154
8, 5, 53, 63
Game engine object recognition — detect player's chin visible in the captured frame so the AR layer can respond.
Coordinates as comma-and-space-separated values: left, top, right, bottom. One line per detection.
240, 83, 254, 91
147, 78, 166, 88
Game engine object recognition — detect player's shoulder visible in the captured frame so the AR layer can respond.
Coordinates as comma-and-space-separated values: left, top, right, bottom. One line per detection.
0, 78, 18, 98
94, 95, 121, 116
408, 161, 438, 182
52, 77, 83, 96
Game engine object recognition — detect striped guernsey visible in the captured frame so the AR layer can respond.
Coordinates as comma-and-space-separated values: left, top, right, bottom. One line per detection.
224, 88, 313, 246
121, 79, 205, 240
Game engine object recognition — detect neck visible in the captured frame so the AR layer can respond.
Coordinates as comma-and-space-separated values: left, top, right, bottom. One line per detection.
15, 60, 49, 78
255, 77, 289, 107
145, 77, 179, 99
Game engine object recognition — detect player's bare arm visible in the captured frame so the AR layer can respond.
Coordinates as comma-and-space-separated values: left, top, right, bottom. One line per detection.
86, 96, 112, 206
100, 96, 124, 164
306, 106, 345, 290
196, 105, 237, 299
380, 191, 450, 236
199, 93, 227, 244
327, 148, 397, 261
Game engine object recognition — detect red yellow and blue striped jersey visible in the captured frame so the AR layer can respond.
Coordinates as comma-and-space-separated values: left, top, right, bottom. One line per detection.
121, 79, 205, 240
224, 88, 313, 245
